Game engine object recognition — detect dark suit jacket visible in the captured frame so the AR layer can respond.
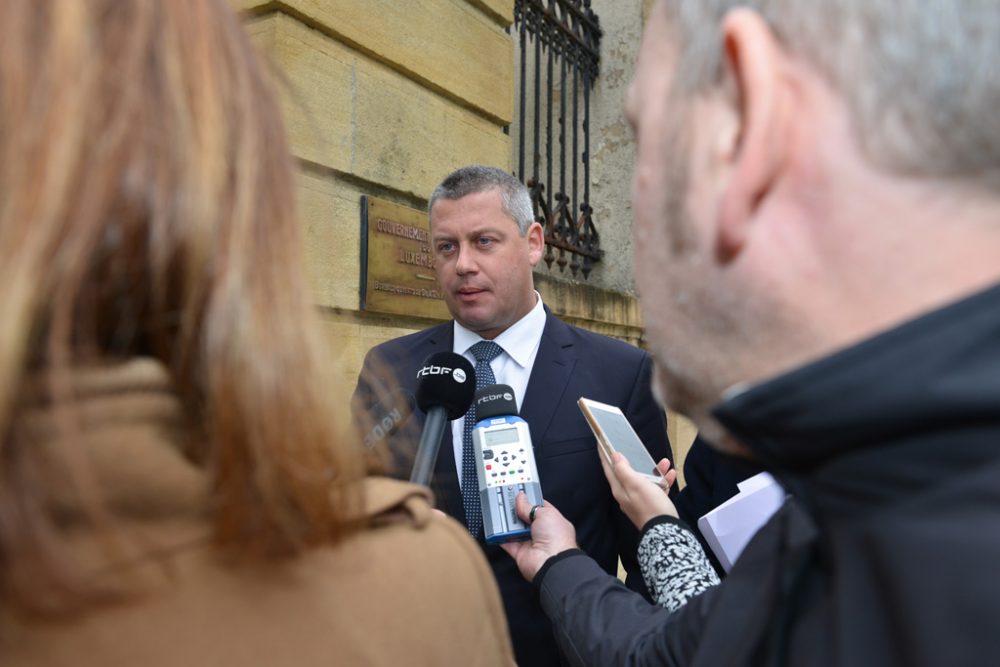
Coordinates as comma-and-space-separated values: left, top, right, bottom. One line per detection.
352, 309, 672, 667
675, 436, 766, 575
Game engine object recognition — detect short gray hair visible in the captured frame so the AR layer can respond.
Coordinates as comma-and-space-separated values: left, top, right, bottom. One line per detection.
428, 165, 536, 235
663, 0, 1000, 188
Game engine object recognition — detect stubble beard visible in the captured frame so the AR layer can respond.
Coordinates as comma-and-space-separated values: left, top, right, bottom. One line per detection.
641, 114, 810, 445
638, 107, 753, 431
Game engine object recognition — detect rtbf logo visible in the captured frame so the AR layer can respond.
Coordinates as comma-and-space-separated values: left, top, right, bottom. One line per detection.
417, 365, 468, 383
477, 391, 514, 404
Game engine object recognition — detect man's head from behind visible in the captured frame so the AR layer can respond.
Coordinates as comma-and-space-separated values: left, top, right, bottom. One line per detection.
429, 165, 544, 340
630, 1, 1000, 442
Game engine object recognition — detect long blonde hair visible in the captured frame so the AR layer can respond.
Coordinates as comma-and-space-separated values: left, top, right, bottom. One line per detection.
0, 0, 363, 613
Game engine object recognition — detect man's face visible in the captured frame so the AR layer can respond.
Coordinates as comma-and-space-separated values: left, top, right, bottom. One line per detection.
626, 3, 770, 431
430, 189, 544, 340
629, 3, 864, 446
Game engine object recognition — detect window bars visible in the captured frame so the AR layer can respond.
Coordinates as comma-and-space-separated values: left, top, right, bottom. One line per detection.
514, 0, 604, 279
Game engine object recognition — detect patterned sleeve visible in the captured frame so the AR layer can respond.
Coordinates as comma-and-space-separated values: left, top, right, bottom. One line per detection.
637, 516, 721, 613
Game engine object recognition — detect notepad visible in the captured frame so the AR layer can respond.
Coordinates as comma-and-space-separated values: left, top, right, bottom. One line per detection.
697, 472, 785, 572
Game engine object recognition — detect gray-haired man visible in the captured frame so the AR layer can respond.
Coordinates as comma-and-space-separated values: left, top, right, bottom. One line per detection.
504, 1, 1000, 665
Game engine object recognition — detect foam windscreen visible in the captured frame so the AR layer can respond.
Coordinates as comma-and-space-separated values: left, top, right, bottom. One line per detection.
414, 352, 476, 419
473, 383, 519, 421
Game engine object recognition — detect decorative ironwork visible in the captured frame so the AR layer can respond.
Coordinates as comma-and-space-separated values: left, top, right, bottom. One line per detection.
514, 0, 604, 279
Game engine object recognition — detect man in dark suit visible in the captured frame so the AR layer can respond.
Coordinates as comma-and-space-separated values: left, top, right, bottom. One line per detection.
675, 436, 764, 575
352, 164, 672, 666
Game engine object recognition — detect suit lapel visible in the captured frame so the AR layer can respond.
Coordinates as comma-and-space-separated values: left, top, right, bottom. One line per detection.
520, 310, 577, 454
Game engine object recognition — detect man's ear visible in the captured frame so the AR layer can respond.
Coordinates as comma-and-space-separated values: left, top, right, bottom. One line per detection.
716, 8, 790, 260
526, 221, 545, 266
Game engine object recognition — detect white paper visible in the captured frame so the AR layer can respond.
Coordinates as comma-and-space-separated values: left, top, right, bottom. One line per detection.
697, 472, 785, 572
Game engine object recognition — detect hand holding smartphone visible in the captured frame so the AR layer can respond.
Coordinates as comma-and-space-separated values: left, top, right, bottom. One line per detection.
577, 397, 662, 483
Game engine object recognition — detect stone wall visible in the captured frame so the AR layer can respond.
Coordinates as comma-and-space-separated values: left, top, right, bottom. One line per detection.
231, 0, 698, 480
231, 0, 514, 388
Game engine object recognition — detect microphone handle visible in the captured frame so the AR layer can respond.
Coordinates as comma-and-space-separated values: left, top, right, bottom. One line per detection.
410, 406, 448, 487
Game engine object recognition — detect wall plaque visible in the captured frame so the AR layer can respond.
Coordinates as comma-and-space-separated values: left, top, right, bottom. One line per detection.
359, 195, 449, 320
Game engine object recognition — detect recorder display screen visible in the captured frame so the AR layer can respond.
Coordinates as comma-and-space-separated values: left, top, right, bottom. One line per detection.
485, 427, 519, 446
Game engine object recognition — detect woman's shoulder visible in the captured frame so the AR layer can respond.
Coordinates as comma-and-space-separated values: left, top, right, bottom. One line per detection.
351, 477, 495, 581
309, 477, 515, 663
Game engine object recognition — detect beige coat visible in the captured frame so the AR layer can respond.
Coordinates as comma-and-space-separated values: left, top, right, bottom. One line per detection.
0, 361, 515, 666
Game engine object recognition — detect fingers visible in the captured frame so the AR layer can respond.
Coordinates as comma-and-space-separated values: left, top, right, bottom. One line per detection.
610, 451, 641, 487
655, 458, 673, 476
598, 447, 626, 499
513, 491, 534, 523
654, 458, 677, 491
613, 451, 635, 472
499, 540, 522, 559
501, 496, 578, 582
514, 492, 552, 525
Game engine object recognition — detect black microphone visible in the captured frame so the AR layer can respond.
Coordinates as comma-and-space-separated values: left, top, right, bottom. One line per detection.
409, 352, 476, 486
362, 388, 416, 449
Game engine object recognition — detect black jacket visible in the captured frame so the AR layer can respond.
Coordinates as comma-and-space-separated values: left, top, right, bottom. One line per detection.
536, 282, 1000, 666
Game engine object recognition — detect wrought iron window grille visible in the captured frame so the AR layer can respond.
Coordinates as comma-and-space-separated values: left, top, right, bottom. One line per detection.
514, 0, 604, 279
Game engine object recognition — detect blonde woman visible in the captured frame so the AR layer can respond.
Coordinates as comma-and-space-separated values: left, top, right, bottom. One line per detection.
0, 1, 513, 664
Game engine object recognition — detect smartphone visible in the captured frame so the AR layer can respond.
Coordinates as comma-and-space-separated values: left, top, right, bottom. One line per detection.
578, 397, 662, 483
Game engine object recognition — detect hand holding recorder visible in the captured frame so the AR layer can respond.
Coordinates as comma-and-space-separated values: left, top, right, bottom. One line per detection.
500, 494, 578, 582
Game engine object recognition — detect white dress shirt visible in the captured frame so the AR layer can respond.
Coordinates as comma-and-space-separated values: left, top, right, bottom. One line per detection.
451, 292, 546, 488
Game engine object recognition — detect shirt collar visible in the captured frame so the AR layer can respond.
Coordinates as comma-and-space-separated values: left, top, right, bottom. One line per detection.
453, 291, 546, 368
